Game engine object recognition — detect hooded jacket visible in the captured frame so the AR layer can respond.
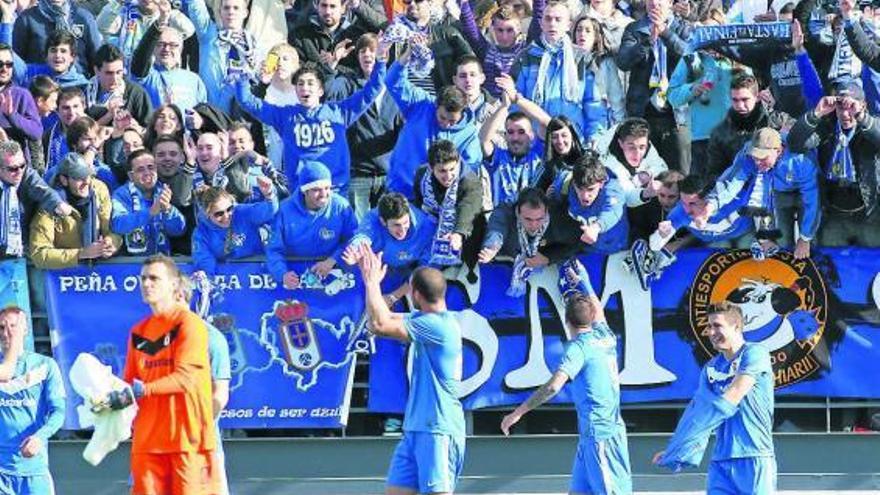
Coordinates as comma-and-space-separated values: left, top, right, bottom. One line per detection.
385, 62, 482, 199
594, 124, 668, 207
265, 191, 357, 283
348, 205, 437, 271
191, 196, 278, 275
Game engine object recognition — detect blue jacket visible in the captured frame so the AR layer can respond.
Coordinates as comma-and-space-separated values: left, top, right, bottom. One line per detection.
1, 22, 89, 90
12, 5, 102, 76
265, 192, 357, 283
136, 66, 208, 112
668, 194, 753, 243
110, 182, 187, 255
183, 0, 245, 112
667, 54, 732, 142
192, 197, 278, 274
0, 351, 65, 476
349, 206, 436, 271
237, 62, 386, 195
514, 39, 607, 139
709, 147, 821, 241
556, 176, 629, 254
385, 62, 482, 199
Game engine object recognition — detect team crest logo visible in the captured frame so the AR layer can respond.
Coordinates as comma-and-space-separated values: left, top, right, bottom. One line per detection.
689, 249, 828, 388
70, 24, 84, 39
319, 228, 336, 240
271, 301, 321, 370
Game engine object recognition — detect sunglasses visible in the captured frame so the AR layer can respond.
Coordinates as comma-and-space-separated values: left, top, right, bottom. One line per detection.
0, 61, 13, 69
212, 205, 234, 219
403, 0, 428, 5
3, 164, 25, 173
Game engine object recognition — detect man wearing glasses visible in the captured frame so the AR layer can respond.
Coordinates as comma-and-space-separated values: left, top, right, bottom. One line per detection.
0, 44, 44, 166
0, 305, 66, 495
129, 2, 208, 111
0, 140, 70, 260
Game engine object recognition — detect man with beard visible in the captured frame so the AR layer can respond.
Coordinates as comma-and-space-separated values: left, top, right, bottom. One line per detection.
111, 149, 186, 255
289, 0, 384, 75
30, 152, 120, 268
705, 73, 792, 179
479, 106, 544, 207
478, 187, 582, 297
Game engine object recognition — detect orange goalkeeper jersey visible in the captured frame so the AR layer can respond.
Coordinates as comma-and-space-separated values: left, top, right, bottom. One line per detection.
123, 305, 216, 454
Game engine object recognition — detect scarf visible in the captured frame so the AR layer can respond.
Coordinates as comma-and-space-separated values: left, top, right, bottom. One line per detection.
0, 182, 22, 256
119, 1, 145, 65
85, 77, 126, 109
124, 182, 165, 255
649, 37, 669, 110
421, 170, 461, 266
381, 16, 435, 78
46, 122, 68, 171
38, 0, 72, 35
492, 152, 543, 206
828, 122, 857, 184
533, 35, 581, 106
743, 170, 779, 239
60, 187, 98, 248
507, 213, 549, 297
217, 29, 257, 81
829, 29, 854, 82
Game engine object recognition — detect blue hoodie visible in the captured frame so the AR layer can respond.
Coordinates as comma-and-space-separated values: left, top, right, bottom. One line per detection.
709, 147, 821, 241
236, 61, 387, 196
555, 175, 629, 254
111, 182, 187, 255
385, 62, 482, 199
348, 206, 437, 272
265, 191, 357, 283
192, 196, 278, 275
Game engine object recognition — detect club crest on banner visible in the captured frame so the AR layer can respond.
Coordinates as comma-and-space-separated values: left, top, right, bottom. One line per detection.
689, 249, 828, 388
270, 301, 321, 370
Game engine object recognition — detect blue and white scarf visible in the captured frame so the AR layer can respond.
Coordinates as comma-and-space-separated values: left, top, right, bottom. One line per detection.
85, 77, 126, 109
829, 29, 854, 82
46, 122, 68, 172
381, 16, 435, 79
118, 0, 143, 66
59, 187, 98, 248
0, 182, 22, 256
218, 29, 257, 82
124, 182, 166, 255
507, 214, 549, 297
828, 122, 857, 184
492, 152, 544, 206
38, 0, 72, 35
650, 38, 669, 110
421, 170, 461, 266
533, 35, 581, 107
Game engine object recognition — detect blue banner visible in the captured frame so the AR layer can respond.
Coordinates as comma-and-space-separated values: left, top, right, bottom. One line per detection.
0, 259, 32, 350
369, 248, 880, 413
45, 260, 364, 429
688, 22, 791, 52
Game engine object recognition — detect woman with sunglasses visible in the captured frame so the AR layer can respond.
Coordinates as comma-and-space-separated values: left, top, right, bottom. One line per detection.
191, 176, 277, 277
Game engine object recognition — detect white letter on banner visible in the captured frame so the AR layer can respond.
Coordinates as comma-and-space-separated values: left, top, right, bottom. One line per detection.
123, 275, 139, 292
249, 274, 265, 289
504, 267, 561, 389
601, 252, 676, 385
457, 309, 498, 397
59, 276, 74, 292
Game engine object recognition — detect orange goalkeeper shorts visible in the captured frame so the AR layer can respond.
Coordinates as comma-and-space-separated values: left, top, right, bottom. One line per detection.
131, 451, 219, 495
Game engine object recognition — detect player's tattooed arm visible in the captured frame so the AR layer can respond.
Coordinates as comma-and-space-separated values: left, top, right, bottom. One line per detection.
501, 371, 569, 435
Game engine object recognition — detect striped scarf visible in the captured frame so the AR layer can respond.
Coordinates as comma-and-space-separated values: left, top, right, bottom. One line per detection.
218, 29, 256, 80
507, 214, 549, 297
649, 38, 668, 110
38, 0, 72, 34
0, 182, 22, 256
829, 29, 854, 82
828, 122, 857, 183
59, 187, 98, 248
533, 35, 581, 106
421, 170, 461, 266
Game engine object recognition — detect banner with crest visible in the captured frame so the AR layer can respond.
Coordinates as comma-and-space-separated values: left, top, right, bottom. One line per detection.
44, 260, 363, 429
369, 248, 880, 413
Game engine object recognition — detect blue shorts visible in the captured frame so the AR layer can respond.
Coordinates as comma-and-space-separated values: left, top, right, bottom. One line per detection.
570, 430, 632, 495
707, 457, 777, 495
386, 431, 465, 494
0, 472, 55, 495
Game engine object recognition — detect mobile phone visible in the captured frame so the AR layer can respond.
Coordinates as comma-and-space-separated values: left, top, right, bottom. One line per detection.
266, 52, 279, 74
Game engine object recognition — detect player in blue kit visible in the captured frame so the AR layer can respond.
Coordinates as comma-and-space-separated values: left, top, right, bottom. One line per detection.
357, 243, 465, 495
0, 306, 65, 495
654, 301, 776, 494
235, 39, 390, 196
501, 265, 632, 495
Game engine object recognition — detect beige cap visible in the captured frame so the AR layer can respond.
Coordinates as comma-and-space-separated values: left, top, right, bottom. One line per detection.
748, 128, 782, 160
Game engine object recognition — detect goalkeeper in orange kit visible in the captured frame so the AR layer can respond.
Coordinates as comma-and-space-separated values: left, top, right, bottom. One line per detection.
105, 254, 218, 495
